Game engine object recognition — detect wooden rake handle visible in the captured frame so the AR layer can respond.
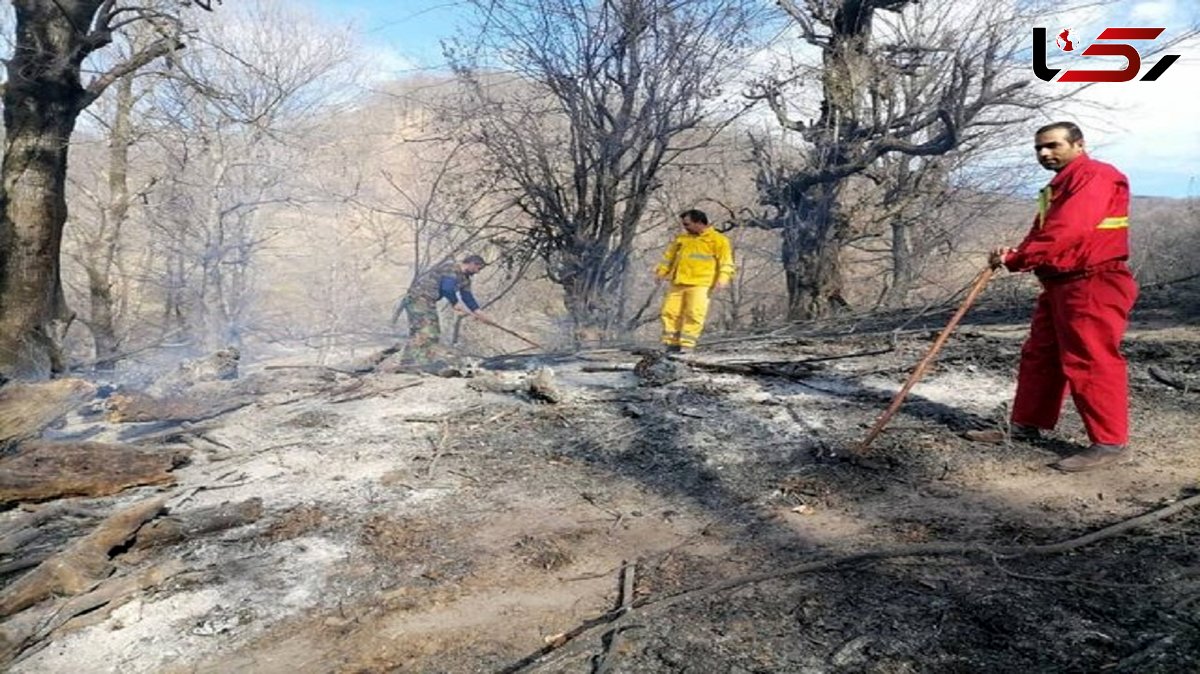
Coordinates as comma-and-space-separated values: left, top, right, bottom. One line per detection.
482, 319, 544, 350
853, 266, 995, 455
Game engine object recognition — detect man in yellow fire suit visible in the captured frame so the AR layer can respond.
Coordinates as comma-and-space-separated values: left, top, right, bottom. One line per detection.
655, 209, 735, 353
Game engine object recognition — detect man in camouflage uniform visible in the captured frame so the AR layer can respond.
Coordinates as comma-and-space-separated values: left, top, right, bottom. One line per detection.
394, 255, 490, 369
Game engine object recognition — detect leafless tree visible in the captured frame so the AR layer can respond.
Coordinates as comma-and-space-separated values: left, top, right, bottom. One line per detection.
135, 0, 358, 351
748, 0, 1072, 320
448, 0, 761, 342
860, 135, 1027, 308
64, 69, 155, 368
0, 0, 219, 380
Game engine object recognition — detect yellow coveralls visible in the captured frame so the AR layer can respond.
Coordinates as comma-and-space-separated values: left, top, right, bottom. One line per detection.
655, 227, 735, 349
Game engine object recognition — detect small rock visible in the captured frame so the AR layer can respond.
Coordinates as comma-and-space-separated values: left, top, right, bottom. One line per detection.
528, 367, 564, 403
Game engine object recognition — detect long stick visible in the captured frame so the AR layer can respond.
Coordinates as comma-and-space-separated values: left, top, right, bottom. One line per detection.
482, 319, 544, 350
854, 266, 994, 454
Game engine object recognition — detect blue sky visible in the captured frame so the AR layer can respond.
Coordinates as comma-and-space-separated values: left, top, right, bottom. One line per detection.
309, 0, 1199, 198
312, 0, 469, 71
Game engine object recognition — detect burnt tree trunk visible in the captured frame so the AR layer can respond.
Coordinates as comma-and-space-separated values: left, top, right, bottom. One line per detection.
762, 0, 942, 322
560, 244, 633, 344
0, 2, 97, 379
779, 181, 850, 321
0, 1, 189, 379
774, 28, 872, 321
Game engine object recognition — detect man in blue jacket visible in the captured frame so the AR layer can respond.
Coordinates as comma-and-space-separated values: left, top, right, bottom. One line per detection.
395, 255, 491, 368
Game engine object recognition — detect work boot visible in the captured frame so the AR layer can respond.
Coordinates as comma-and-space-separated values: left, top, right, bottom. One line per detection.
1053, 443, 1130, 472
962, 424, 1041, 444
664, 344, 682, 354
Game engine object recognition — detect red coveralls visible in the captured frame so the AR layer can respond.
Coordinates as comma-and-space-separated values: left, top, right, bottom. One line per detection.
1004, 154, 1138, 446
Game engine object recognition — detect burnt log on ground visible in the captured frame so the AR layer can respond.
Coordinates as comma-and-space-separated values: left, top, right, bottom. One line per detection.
0, 441, 188, 505
130, 497, 263, 553
0, 504, 96, 555
106, 391, 255, 423
0, 497, 166, 619
350, 344, 402, 373
0, 379, 95, 451
0, 497, 262, 664
1, 557, 187, 666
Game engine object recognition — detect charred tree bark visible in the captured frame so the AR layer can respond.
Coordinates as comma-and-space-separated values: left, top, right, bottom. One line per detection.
0, 2, 94, 379
780, 13, 876, 320
779, 183, 851, 320
0, 1, 205, 380
756, 0, 1035, 320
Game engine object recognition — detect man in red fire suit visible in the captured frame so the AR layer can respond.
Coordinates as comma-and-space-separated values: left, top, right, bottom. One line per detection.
967, 122, 1137, 472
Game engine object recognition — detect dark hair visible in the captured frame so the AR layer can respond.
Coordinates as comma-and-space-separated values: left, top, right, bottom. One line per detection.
679, 209, 708, 225
463, 254, 486, 267
1035, 121, 1083, 144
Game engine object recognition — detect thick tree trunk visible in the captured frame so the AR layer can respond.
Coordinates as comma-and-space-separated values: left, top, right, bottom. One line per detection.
0, 2, 97, 380
563, 274, 611, 345
771, 11, 885, 323
781, 184, 850, 321
784, 240, 847, 320
560, 241, 634, 344
0, 91, 82, 379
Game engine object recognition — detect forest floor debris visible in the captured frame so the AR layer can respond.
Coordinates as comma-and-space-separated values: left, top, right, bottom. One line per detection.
4, 301, 1200, 673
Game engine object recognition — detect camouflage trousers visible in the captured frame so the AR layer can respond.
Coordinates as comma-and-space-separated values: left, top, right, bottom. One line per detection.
399, 297, 443, 366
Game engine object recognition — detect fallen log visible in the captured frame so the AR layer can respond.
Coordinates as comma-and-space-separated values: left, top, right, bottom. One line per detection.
107, 391, 254, 423
0, 503, 97, 555
35, 557, 187, 641
0, 441, 187, 505
580, 364, 635, 373
130, 497, 263, 552
1, 557, 187, 666
352, 344, 403, 373
674, 357, 821, 378
0, 496, 166, 619
0, 379, 95, 451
